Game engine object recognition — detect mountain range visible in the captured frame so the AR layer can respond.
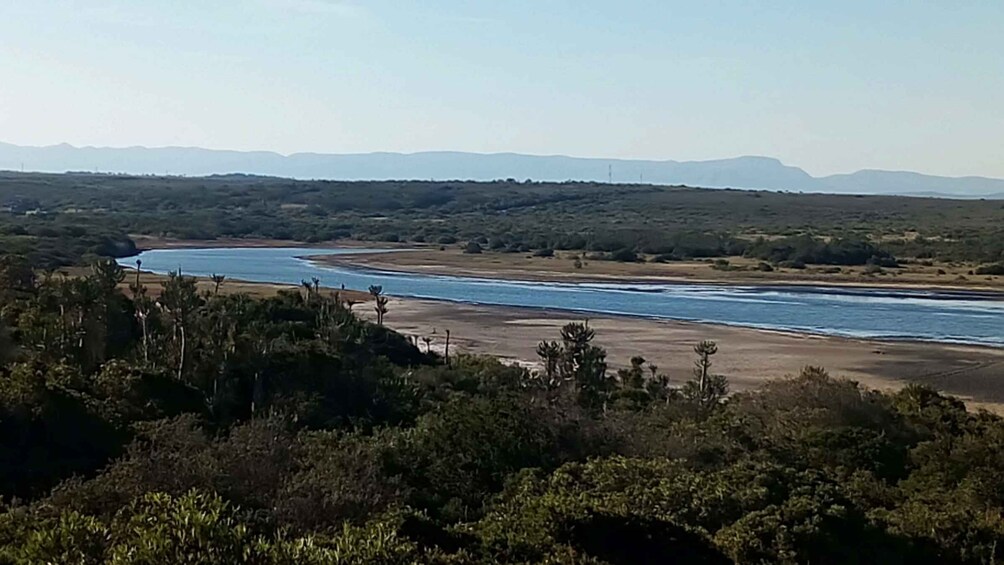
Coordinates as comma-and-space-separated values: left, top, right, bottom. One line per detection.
2, 141, 1003, 198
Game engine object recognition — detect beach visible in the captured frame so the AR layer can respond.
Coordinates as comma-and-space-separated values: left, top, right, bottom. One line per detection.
361, 297, 1004, 413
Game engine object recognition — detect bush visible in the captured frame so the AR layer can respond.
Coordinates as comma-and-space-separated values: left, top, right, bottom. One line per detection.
868, 255, 900, 268
533, 248, 555, 258
608, 248, 640, 262
463, 241, 483, 254
974, 263, 1004, 275
710, 259, 734, 271
651, 253, 679, 263
746, 235, 896, 267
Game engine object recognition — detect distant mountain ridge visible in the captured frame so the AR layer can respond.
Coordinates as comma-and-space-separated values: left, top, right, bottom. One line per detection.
2, 141, 1003, 198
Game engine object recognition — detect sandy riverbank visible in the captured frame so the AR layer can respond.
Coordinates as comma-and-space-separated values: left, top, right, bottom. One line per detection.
311, 247, 1004, 294
115, 249, 1004, 412
132, 237, 1004, 293
358, 297, 1004, 413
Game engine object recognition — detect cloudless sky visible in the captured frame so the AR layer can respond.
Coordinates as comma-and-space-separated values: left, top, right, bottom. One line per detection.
1, 1, 1002, 177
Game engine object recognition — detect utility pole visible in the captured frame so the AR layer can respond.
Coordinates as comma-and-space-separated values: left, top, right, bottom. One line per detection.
608, 164, 612, 183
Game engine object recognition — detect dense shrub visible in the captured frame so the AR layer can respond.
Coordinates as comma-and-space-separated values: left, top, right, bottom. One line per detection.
746, 235, 897, 266
608, 248, 641, 262
975, 262, 1004, 275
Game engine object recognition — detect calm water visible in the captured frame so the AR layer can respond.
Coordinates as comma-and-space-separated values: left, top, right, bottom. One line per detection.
122, 247, 1004, 347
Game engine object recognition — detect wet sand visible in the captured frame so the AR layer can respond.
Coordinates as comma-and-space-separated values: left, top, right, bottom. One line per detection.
313, 247, 1004, 294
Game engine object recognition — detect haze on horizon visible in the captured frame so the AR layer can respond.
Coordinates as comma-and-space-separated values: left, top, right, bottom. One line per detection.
1, 1, 1002, 179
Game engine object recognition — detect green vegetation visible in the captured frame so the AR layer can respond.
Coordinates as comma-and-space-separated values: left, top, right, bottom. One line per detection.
3, 172, 1004, 268
975, 263, 1004, 276
2, 256, 1004, 562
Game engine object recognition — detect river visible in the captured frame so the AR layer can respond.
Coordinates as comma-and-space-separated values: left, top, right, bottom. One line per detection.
121, 247, 1004, 347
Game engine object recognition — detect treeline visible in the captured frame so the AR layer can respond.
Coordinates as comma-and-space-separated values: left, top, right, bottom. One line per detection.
743, 235, 899, 268
0, 215, 135, 268
3, 172, 1004, 266
513, 234, 898, 268
1, 256, 1004, 562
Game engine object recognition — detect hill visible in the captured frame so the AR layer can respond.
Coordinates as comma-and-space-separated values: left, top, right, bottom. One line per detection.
3, 142, 1004, 197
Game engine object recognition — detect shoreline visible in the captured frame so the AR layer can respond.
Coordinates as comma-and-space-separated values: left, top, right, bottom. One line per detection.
131, 236, 1003, 297
397, 295, 1004, 351
364, 297, 1004, 413
124, 245, 1004, 347
116, 263, 1004, 413
130, 264, 1004, 352
129, 237, 1004, 296
308, 250, 1004, 300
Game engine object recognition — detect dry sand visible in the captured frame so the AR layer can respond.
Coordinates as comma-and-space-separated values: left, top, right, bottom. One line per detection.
363, 297, 1004, 413
314, 247, 1004, 293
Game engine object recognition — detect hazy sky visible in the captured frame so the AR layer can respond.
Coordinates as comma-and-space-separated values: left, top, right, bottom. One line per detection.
1, 1, 1002, 177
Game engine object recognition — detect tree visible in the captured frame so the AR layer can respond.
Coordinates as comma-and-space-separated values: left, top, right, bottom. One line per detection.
130, 260, 153, 364
210, 273, 226, 295
159, 271, 203, 381
0, 254, 35, 301
694, 340, 716, 393
369, 285, 389, 326
535, 340, 561, 388
681, 340, 728, 412
0, 319, 14, 364
443, 329, 451, 366
620, 355, 648, 389
557, 322, 612, 412
86, 259, 131, 365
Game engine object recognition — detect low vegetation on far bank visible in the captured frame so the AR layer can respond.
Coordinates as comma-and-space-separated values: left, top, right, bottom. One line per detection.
3, 172, 1004, 276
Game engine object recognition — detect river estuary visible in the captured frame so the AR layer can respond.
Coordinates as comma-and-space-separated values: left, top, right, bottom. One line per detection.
121, 247, 1004, 347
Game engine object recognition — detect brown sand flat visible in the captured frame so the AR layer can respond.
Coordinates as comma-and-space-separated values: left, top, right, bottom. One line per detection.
363, 297, 1004, 413
313, 247, 1004, 294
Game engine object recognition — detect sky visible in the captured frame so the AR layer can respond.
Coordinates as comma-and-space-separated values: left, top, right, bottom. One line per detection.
1, 1, 1002, 178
